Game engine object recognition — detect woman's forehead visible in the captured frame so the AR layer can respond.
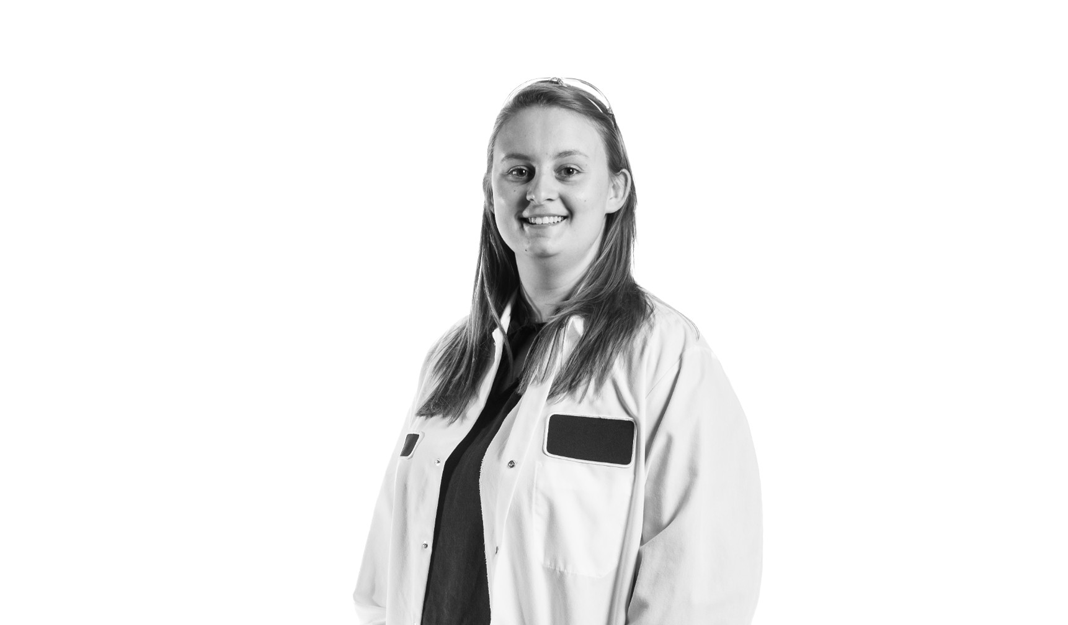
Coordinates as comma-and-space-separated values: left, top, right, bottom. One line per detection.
493, 106, 606, 161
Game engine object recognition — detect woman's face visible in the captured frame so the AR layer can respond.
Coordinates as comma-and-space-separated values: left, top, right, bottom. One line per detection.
491, 106, 629, 279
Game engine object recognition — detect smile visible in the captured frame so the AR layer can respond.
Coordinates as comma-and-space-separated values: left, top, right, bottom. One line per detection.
523, 215, 567, 226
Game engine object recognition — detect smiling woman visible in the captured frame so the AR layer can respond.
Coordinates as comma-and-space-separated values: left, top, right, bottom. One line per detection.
354, 78, 763, 625
492, 106, 630, 277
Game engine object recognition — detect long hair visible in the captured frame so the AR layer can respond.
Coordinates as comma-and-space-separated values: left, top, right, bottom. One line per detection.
417, 80, 653, 421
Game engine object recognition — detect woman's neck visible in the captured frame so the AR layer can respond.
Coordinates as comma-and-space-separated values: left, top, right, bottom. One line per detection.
515, 259, 589, 322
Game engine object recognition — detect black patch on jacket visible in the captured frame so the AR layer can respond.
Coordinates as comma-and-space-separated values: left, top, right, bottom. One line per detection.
400, 432, 421, 457
545, 414, 635, 466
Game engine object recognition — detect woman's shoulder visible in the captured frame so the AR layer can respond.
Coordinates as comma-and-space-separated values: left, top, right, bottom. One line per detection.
629, 292, 718, 384
639, 293, 708, 354
439, 315, 470, 339
425, 315, 469, 355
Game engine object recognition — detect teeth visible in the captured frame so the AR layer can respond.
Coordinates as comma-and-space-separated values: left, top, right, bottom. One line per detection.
526, 215, 565, 225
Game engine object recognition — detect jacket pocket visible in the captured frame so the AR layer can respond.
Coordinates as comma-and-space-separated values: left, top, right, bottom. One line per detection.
533, 414, 636, 578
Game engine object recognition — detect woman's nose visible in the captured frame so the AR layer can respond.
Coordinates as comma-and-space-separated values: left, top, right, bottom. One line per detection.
526, 171, 557, 204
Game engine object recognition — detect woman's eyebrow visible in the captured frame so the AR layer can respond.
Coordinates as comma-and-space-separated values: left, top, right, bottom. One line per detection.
500, 152, 531, 162
499, 150, 589, 162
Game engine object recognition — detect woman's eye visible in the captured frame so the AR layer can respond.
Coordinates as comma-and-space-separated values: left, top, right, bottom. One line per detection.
508, 167, 530, 178
559, 166, 580, 177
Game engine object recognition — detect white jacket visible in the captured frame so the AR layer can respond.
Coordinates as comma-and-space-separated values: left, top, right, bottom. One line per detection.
354, 297, 762, 624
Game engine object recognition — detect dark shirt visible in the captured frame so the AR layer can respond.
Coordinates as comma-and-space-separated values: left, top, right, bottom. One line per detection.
420, 321, 543, 625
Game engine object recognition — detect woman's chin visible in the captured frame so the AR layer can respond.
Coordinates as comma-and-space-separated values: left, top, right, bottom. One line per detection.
518, 242, 561, 260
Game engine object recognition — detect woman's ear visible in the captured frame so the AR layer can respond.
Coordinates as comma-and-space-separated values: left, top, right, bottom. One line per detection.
606, 168, 632, 214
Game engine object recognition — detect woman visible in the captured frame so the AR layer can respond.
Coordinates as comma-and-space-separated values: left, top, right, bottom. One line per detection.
355, 77, 762, 624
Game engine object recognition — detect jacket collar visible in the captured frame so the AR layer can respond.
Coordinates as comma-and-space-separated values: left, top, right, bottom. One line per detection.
491, 291, 586, 349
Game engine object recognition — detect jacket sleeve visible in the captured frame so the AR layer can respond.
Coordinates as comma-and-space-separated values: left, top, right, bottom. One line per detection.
627, 343, 763, 625
353, 343, 439, 624
353, 424, 407, 625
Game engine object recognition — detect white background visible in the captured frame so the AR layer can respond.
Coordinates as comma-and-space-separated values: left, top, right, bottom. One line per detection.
2, 1, 1065, 623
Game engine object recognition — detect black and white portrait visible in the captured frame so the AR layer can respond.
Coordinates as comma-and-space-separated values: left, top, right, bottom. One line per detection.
1, 2, 1065, 624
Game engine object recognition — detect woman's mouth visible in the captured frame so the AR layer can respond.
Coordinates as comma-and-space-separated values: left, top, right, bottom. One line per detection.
523, 215, 567, 226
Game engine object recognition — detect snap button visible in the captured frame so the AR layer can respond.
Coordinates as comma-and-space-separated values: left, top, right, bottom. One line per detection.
507, 460, 515, 468
435, 459, 442, 466
422, 541, 429, 549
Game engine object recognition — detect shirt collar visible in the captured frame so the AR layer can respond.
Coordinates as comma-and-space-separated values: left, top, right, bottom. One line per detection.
492, 291, 585, 347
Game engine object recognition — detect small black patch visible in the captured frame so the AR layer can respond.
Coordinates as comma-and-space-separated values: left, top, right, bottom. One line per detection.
545, 414, 635, 466
400, 433, 421, 457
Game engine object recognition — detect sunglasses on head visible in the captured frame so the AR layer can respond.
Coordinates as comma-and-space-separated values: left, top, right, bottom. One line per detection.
504, 77, 614, 117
